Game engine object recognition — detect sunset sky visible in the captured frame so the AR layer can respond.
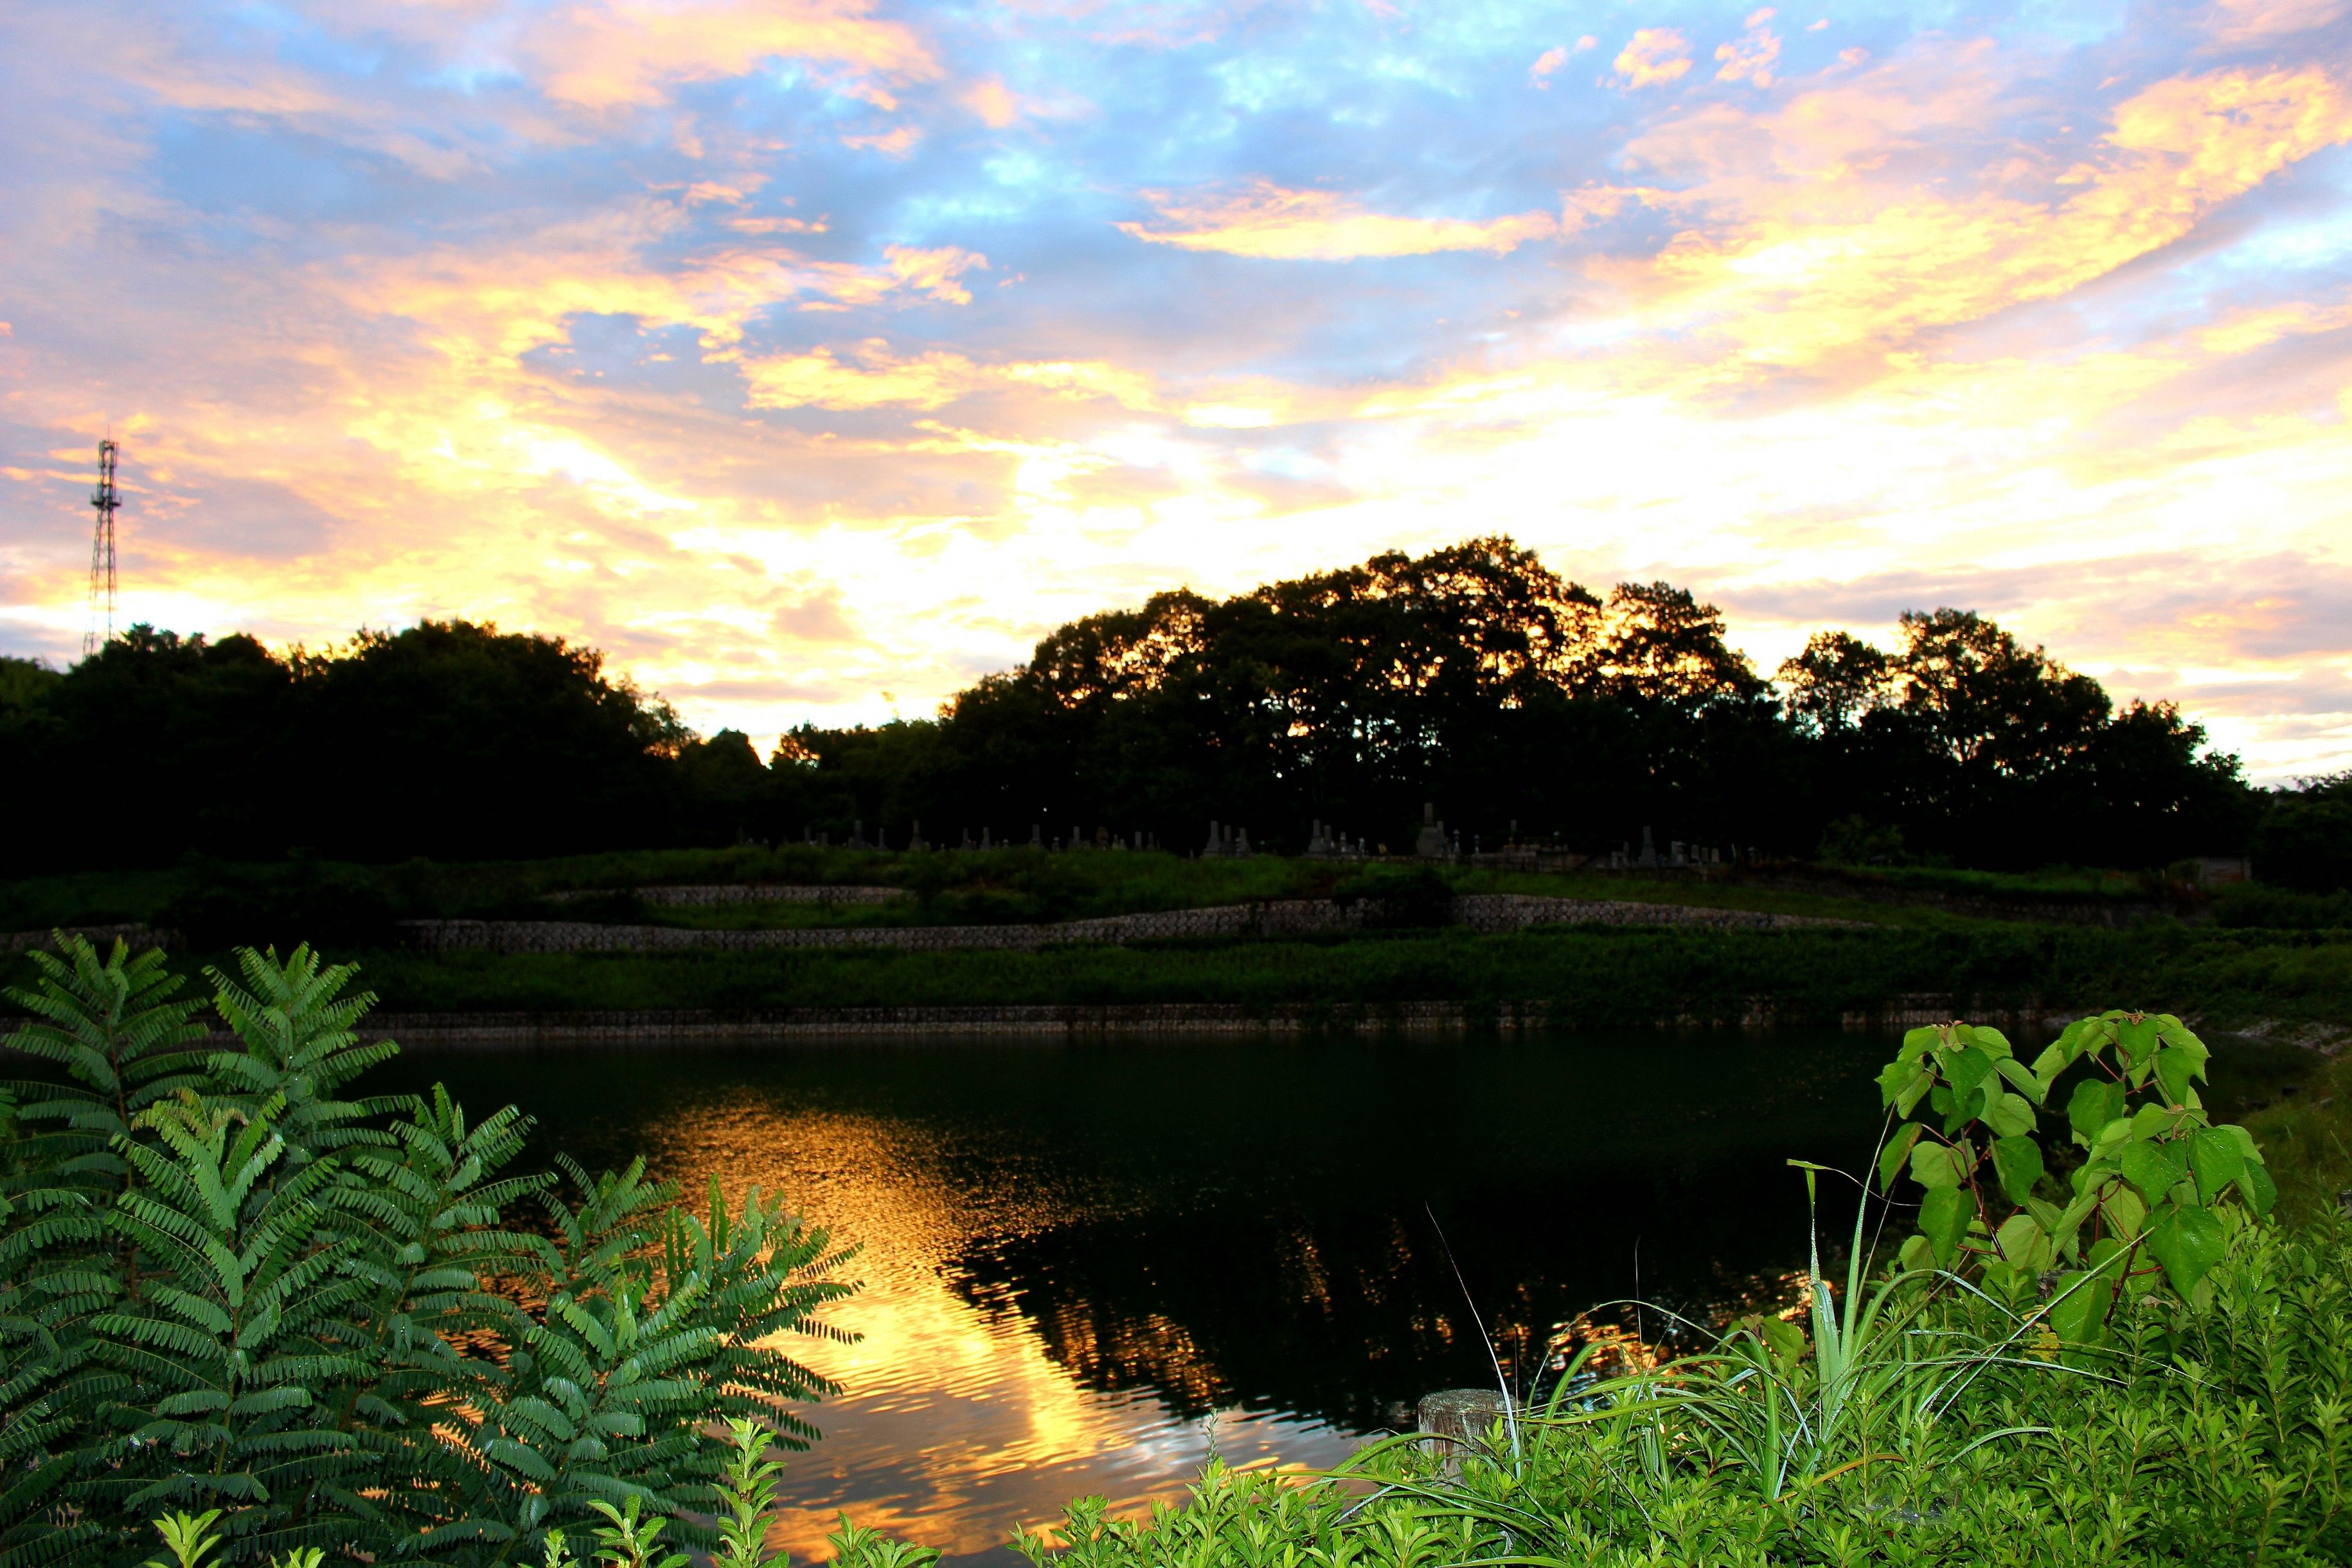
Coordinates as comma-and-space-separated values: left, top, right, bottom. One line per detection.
2, 0, 2348, 779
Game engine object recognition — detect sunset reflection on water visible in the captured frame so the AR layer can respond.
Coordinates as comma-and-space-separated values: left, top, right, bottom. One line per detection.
393, 1032, 1921, 1563
621, 1094, 1361, 1562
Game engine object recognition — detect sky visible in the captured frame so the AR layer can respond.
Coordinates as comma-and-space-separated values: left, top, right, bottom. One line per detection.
1, 0, 2349, 781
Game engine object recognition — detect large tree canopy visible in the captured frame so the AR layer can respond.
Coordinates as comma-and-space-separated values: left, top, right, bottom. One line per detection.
0, 540, 2282, 877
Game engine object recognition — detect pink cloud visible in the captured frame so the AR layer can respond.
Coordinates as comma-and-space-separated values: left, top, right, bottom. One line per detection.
1715, 9, 1781, 87
1116, 181, 1563, 260
1614, 29, 1693, 91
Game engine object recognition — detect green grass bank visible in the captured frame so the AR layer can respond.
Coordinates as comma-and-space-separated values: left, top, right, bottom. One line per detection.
99, 922, 2340, 1030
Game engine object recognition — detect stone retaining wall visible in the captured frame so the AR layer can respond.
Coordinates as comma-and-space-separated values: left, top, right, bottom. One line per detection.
2, 923, 179, 954
397, 894, 1855, 956
544, 884, 905, 907
132, 993, 2065, 1046
3, 992, 2085, 1046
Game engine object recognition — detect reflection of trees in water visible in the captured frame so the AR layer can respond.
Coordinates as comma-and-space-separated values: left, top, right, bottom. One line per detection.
946, 1157, 1839, 1432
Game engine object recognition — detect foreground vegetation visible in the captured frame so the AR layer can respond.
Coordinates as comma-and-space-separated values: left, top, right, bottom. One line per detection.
17, 935, 2348, 1566
0, 939, 855, 1567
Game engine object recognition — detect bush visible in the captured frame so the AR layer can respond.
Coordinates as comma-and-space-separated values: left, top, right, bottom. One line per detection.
0, 936, 854, 1567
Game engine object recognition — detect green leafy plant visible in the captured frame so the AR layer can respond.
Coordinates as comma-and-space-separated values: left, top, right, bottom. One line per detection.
1875, 1011, 2272, 1333
1, 935, 856, 1568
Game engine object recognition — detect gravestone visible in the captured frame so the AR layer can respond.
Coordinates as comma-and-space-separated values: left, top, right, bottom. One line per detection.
1415, 803, 1450, 859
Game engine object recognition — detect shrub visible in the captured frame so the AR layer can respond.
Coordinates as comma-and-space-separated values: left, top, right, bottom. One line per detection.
0, 936, 855, 1568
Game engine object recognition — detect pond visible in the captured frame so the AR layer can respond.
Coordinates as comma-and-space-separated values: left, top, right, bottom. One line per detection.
378, 1028, 2301, 1564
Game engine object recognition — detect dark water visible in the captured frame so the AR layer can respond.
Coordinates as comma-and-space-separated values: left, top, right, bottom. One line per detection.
377, 1029, 2307, 1561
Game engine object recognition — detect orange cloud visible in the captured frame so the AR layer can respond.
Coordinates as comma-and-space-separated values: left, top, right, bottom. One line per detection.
524, 0, 940, 110
1715, 9, 1781, 87
2205, 0, 2347, 41
1620, 66, 2352, 365
1116, 181, 1561, 260
740, 340, 1163, 412
1614, 29, 1693, 91
841, 124, 922, 156
744, 342, 980, 409
962, 76, 1022, 126
882, 245, 988, 304
1528, 46, 1567, 88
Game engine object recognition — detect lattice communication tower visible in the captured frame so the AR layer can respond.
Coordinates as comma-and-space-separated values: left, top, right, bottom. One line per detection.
85, 438, 120, 658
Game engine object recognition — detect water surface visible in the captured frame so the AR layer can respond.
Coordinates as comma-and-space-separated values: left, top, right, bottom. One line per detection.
377, 1029, 2308, 1562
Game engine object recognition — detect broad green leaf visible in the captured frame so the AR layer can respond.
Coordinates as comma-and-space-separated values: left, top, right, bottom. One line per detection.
1995, 1056, 2044, 1104
1876, 1058, 1916, 1109
2237, 1161, 2278, 1218
2098, 1182, 2146, 1242
1897, 1233, 1935, 1274
2118, 1017, 2159, 1065
2047, 1189, 2098, 1259
1918, 1186, 1972, 1269
1756, 1316, 1806, 1366
2029, 1040, 2071, 1090
2152, 1048, 2197, 1109
2146, 1204, 2226, 1296
2130, 1103, 2182, 1141
2119, 1141, 2179, 1207
2188, 1128, 2246, 1204
1995, 1211, 2052, 1272
1972, 1026, 2014, 1060
2046, 1271, 2111, 1346
1900, 1026, 1940, 1062
1878, 1124, 1926, 1191
1991, 1136, 2045, 1206
1982, 1092, 2038, 1139
1910, 1141, 1966, 1189
2067, 1079, 2125, 1146
1945, 1046, 1995, 1098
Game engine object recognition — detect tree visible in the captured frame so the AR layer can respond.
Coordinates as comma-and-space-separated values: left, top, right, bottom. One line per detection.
2254, 773, 2352, 892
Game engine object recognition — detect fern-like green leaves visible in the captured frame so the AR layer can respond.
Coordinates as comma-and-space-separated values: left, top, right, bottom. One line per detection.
0, 939, 855, 1568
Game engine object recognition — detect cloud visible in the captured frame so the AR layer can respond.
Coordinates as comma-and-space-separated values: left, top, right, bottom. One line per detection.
2204, 0, 2348, 42
739, 339, 1163, 412
881, 245, 989, 305
1116, 181, 1561, 260
1528, 47, 1567, 89
522, 0, 940, 110
961, 76, 1022, 126
1614, 29, 1693, 91
1715, 9, 1780, 88
1614, 66, 2352, 366
3, 0, 2350, 786
841, 123, 922, 156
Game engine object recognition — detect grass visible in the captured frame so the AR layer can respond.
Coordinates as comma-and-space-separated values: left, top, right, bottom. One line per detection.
46, 922, 2323, 1031
1, 848, 2246, 934
2238, 1047, 2352, 1223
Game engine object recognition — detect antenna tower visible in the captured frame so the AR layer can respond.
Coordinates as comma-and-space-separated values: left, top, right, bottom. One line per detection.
85, 438, 120, 658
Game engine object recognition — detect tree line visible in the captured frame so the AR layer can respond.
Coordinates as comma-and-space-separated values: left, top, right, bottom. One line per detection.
2, 537, 2343, 884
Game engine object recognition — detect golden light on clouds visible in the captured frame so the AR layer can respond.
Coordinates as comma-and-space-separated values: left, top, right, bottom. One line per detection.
1, 0, 2348, 779
1117, 182, 1564, 260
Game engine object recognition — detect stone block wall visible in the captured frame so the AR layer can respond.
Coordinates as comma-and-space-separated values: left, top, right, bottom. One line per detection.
2, 923, 180, 955
544, 884, 905, 906
395, 892, 1853, 956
